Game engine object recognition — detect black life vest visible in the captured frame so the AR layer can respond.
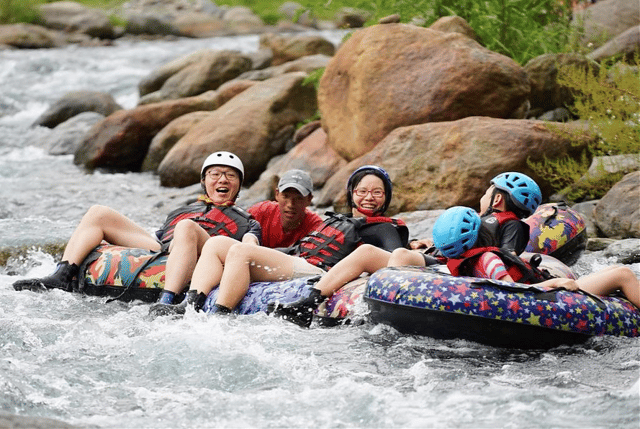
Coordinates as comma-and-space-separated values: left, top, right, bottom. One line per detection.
294, 213, 402, 271
479, 211, 520, 246
447, 246, 554, 284
156, 201, 253, 245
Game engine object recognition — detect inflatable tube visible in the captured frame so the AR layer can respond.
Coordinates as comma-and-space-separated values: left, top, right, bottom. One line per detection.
79, 244, 364, 323
525, 202, 587, 266
364, 259, 639, 349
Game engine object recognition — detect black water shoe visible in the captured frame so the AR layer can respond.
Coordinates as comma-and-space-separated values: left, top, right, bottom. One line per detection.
268, 287, 327, 328
13, 261, 78, 293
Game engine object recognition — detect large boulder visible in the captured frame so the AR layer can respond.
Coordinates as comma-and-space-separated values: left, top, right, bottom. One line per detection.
158, 72, 317, 187
0, 24, 62, 49
44, 111, 105, 155
587, 25, 640, 62
74, 90, 228, 171
33, 90, 122, 128
138, 50, 252, 104
259, 33, 335, 66
594, 171, 640, 238
524, 53, 598, 115
574, 0, 640, 47
39, 1, 115, 39
318, 24, 531, 161
316, 117, 596, 214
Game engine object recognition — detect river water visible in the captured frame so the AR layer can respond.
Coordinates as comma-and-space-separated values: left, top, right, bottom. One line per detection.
0, 31, 638, 428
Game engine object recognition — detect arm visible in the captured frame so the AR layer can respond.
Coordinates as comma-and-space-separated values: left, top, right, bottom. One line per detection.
359, 222, 406, 252
241, 218, 262, 246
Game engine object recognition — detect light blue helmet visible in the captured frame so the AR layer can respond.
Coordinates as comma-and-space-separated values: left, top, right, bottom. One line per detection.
432, 206, 481, 258
491, 172, 542, 216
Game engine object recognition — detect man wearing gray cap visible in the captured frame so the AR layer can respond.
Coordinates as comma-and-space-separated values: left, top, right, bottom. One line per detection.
248, 169, 323, 249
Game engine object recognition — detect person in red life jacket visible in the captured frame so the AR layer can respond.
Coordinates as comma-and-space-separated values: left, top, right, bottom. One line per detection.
13, 151, 261, 297
154, 165, 408, 319
387, 171, 542, 268
432, 206, 640, 308
247, 169, 323, 249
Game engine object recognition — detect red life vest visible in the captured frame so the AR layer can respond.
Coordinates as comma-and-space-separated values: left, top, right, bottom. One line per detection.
295, 213, 403, 270
156, 201, 254, 244
447, 246, 553, 284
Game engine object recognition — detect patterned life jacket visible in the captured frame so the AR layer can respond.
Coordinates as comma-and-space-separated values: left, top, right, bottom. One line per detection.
295, 213, 403, 271
156, 201, 253, 245
446, 246, 554, 284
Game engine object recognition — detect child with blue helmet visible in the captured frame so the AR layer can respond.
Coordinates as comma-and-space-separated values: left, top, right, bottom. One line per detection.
388, 171, 542, 268
430, 205, 640, 308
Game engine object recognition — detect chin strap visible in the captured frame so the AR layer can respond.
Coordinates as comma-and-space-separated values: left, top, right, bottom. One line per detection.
197, 195, 235, 206
355, 207, 382, 217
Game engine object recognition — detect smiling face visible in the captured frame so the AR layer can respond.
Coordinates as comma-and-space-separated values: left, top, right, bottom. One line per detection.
275, 188, 312, 232
201, 165, 241, 205
351, 174, 385, 217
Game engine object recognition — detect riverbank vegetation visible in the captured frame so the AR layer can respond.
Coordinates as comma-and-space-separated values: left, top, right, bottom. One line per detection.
2, 0, 582, 65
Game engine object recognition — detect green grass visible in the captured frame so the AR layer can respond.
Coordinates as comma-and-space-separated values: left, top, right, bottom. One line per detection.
2, 0, 579, 65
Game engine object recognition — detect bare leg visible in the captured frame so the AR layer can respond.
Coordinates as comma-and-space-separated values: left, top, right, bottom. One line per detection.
162, 220, 212, 295
387, 248, 427, 267
210, 244, 298, 309
62, 205, 160, 265
313, 244, 391, 296
576, 266, 640, 307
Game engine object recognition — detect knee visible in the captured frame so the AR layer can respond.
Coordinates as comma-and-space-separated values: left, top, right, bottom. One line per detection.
173, 219, 200, 240
356, 244, 379, 258
612, 266, 638, 285
83, 205, 115, 224
388, 248, 413, 266
226, 242, 254, 260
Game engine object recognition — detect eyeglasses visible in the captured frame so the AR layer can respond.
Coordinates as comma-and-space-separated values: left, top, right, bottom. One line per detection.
206, 169, 239, 181
354, 188, 385, 198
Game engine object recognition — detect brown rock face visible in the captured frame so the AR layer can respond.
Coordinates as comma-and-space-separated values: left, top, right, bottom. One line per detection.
316, 117, 596, 214
74, 91, 224, 171
158, 72, 317, 187
594, 171, 640, 238
259, 33, 336, 66
318, 24, 531, 161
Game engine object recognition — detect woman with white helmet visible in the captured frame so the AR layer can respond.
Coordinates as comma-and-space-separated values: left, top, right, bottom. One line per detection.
13, 151, 261, 297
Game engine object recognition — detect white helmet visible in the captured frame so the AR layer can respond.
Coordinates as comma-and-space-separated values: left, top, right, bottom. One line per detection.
201, 151, 244, 183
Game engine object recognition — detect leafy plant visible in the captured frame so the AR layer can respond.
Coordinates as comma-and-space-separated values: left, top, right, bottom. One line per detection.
529, 58, 640, 201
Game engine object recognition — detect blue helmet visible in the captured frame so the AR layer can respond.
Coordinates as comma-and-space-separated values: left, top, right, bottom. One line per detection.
491, 172, 542, 216
346, 165, 393, 214
432, 206, 481, 258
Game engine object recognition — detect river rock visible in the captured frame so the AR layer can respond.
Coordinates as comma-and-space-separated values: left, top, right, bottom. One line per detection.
0, 413, 80, 429
236, 54, 331, 81
39, 1, 115, 39
574, 0, 640, 46
594, 171, 640, 238
33, 90, 122, 128
221, 6, 265, 33
44, 111, 105, 155
141, 111, 212, 172
572, 200, 600, 238
124, 13, 181, 36
428, 15, 480, 42
524, 53, 597, 115
74, 90, 226, 171
318, 24, 531, 161
0, 24, 62, 49
138, 50, 252, 103
587, 25, 640, 62
138, 48, 212, 96
173, 12, 228, 37
603, 238, 640, 264
259, 33, 335, 66
316, 117, 595, 214
158, 72, 317, 187
395, 210, 445, 241
334, 7, 371, 28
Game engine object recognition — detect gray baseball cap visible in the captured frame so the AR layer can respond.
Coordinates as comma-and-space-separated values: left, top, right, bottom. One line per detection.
277, 169, 313, 196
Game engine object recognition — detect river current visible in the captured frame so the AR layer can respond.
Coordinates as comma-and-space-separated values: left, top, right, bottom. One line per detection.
0, 31, 638, 428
